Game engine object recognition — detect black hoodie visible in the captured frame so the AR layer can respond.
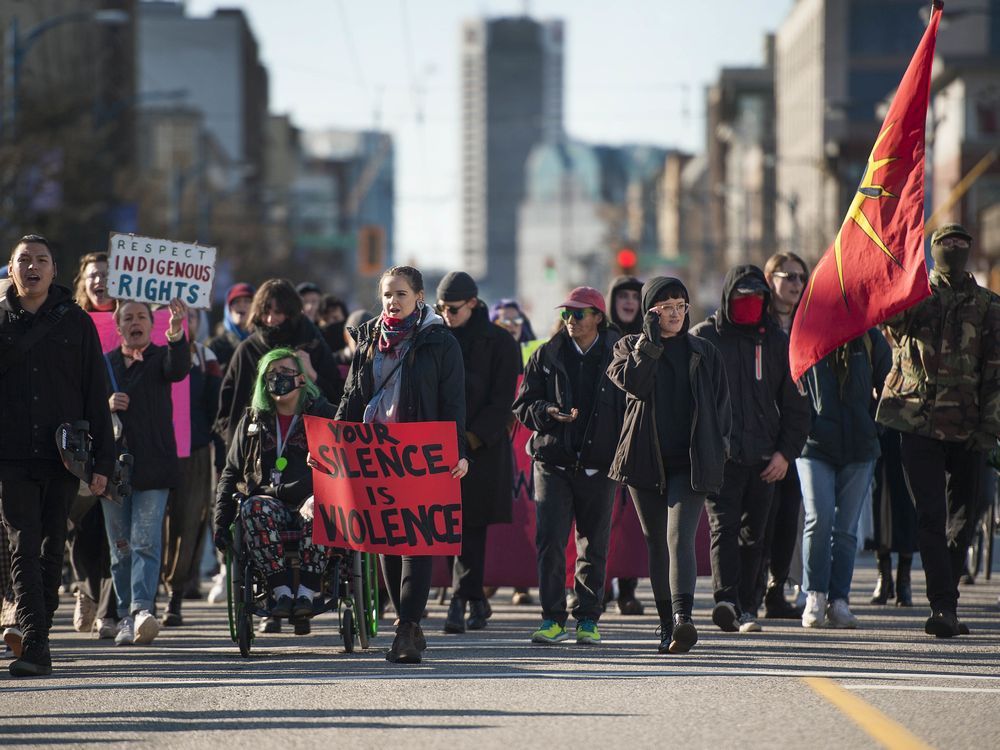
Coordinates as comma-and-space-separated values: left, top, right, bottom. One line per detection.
607, 275, 643, 335
689, 265, 810, 466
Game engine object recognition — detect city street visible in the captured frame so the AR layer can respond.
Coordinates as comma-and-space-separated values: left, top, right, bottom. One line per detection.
2, 556, 998, 749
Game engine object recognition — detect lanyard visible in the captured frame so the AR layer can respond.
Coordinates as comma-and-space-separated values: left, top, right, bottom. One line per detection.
275, 414, 300, 461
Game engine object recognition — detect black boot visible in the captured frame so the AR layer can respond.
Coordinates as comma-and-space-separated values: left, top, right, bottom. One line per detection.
386, 621, 422, 663
163, 591, 184, 627
870, 552, 895, 605
467, 599, 490, 630
764, 584, 803, 618
655, 600, 673, 654
895, 555, 912, 607
668, 614, 698, 654
9, 641, 52, 678
443, 596, 466, 634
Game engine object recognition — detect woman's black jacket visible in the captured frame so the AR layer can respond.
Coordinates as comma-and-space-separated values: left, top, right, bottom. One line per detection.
335, 313, 467, 458
214, 395, 338, 531
608, 332, 732, 494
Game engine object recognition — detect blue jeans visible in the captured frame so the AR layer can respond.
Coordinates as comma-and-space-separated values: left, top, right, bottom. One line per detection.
102, 488, 169, 618
797, 458, 874, 602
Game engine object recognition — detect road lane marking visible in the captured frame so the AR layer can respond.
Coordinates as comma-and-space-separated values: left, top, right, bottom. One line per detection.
803, 677, 934, 750
846, 685, 1000, 694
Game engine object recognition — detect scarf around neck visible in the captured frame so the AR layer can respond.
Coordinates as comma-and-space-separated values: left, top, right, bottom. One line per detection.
378, 307, 421, 353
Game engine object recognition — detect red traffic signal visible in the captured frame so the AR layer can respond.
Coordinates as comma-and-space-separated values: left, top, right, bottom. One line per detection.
617, 248, 637, 271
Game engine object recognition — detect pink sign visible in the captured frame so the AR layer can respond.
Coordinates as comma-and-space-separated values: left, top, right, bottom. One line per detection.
90, 310, 191, 457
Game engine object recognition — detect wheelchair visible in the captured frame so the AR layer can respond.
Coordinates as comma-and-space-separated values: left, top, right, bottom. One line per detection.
224, 496, 379, 658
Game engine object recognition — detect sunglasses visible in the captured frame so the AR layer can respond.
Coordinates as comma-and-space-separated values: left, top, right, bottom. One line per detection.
434, 301, 470, 315
560, 308, 597, 322
496, 317, 524, 327
938, 236, 970, 249
652, 302, 690, 315
772, 271, 808, 283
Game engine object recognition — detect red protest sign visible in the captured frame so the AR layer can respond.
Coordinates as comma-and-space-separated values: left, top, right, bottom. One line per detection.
305, 417, 463, 555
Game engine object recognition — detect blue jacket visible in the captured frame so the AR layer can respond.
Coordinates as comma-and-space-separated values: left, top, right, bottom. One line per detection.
800, 329, 892, 466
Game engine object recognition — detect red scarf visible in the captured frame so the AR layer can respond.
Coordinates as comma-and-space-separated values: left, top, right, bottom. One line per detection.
378, 308, 421, 353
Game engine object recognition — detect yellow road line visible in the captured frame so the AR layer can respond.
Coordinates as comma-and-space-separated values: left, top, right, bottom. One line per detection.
802, 677, 935, 750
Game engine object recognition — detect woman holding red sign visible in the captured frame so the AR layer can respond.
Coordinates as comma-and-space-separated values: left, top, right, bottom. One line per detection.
337, 265, 468, 665
213, 349, 338, 620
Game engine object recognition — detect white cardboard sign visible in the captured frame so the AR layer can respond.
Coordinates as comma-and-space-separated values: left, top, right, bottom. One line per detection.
107, 233, 217, 310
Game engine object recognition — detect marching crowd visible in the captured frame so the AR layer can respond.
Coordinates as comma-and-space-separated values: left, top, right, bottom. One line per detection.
1, 223, 999, 675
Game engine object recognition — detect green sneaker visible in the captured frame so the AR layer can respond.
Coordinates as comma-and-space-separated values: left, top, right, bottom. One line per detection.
531, 619, 570, 644
576, 619, 601, 644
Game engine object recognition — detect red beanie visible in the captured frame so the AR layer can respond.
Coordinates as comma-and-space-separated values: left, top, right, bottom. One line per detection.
226, 283, 255, 308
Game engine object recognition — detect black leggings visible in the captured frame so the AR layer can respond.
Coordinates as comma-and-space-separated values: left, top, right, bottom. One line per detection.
380, 554, 432, 624
628, 471, 704, 616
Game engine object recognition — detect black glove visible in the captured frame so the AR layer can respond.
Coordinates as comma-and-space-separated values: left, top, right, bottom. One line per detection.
642, 310, 661, 344
213, 526, 232, 552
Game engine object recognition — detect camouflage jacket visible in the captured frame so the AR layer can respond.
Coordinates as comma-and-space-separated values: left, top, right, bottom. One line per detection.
876, 269, 1000, 446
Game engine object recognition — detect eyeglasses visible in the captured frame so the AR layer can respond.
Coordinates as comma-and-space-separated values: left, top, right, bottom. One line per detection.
652, 302, 689, 315
496, 317, 524, 327
938, 236, 970, 249
560, 308, 596, 322
434, 301, 470, 315
772, 271, 808, 283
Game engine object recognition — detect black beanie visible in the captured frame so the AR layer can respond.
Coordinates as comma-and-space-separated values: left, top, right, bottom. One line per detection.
437, 271, 479, 302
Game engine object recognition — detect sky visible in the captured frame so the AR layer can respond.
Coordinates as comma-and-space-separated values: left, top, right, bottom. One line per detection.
185, 0, 795, 270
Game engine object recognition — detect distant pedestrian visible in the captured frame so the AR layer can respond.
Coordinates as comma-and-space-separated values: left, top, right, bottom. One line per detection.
1, 235, 115, 676
436, 272, 521, 634
608, 277, 731, 654
318, 294, 349, 353
296, 282, 323, 324
490, 298, 537, 344
876, 224, 1000, 637
337, 265, 468, 664
207, 282, 255, 373
513, 287, 624, 646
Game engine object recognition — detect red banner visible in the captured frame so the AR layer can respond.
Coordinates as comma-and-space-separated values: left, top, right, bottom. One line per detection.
306, 417, 462, 555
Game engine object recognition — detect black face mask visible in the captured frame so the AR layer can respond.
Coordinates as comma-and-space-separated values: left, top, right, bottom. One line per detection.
265, 372, 299, 397
257, 317, 297, 344
931, 243, 970, 278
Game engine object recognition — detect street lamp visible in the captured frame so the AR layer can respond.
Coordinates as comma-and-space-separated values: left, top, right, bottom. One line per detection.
2, 9, 130, 137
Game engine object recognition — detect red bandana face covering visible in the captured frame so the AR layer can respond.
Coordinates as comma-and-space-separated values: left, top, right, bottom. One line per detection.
729, 295, 764, 326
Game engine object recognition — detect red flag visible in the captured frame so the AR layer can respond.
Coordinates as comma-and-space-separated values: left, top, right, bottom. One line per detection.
789, 3, 942, 381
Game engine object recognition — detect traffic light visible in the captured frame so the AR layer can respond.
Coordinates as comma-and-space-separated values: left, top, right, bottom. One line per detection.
357, 225, 386, 277
617, 247, 637, 273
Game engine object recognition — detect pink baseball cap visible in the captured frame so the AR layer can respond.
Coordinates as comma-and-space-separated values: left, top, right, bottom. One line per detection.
556, 286, 607, 315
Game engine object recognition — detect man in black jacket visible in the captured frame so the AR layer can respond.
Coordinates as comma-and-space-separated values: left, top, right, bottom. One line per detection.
1, 235, 115, 676
436, 272, 521, 634
690, 265, 809, 634
513, 287, 624, 646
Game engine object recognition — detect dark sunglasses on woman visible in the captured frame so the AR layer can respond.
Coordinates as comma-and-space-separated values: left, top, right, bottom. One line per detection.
559, 308, 596, 322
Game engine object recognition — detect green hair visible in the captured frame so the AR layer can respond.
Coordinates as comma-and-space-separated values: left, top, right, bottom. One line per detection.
250, 347, 321, 414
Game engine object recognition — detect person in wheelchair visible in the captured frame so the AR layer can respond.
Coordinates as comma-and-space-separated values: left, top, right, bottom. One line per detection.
213, 348, 337, 618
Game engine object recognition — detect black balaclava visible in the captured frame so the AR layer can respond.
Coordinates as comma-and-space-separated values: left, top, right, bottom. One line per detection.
931, 241, 970, 279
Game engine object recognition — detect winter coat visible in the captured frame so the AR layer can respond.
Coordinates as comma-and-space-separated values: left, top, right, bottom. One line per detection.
108, 337, 191, 490
689, 264, 810, 466
608, 332, 731, 494
450, 304, 522, 526
336, 310, 467, 458
214, 395, 338, 531
216, 315, 344, 445
877, 269, 1000, 447
0, 282, 115, 479
512, 328, 624, 472
206, 329, 241, 373
801, 329, 892, 466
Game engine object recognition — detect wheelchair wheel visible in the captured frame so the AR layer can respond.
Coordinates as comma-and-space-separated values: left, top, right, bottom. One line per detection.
225, 524, 241, 642
351, 551, 376, 649
363, 553, 379, 640
237, 556, 256, 658
341, 606, 355, 653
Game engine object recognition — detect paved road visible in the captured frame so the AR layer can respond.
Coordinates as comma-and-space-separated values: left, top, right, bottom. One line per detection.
3, 555, 999, 749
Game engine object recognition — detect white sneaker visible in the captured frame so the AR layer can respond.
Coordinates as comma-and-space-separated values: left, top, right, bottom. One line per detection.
94, 617, 117, 640
133, 610, 161, 644
207, 569, 226, 604
794, 585, 807, 610
115, 616, 135, 645
3, 626, 24, 657
802, 591, 827, 628
737, 611, 762, 633
826, 598, 859, 629
73, 591, 97, 633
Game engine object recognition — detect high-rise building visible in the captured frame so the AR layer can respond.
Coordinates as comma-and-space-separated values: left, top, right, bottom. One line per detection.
775, 0, 925, 260
461, 16, 563, 299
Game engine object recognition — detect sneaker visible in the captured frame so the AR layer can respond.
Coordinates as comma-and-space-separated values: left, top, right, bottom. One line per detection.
617, 597, 644, 615
259, 616, 282, 634
531, 619, 570, 644
575, 619, 601, 644
8, 642, 51, 677
94, 618, 117, 640
802, 591, 827, 628
115, 616, 134, 646
826, 598, 858, 629
207, 570, 226, 604
511, 589, 533, 606
133, 611, 160, 644
73, 592, 97, 633
711, 601, 739, 632
737, 612, 762, 633
3, 626, 24, 657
